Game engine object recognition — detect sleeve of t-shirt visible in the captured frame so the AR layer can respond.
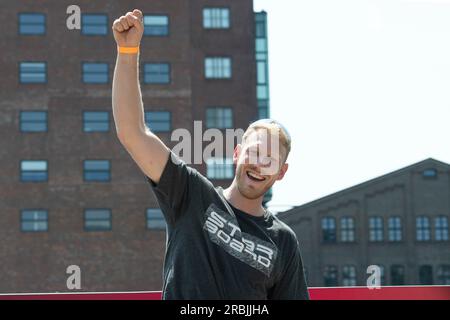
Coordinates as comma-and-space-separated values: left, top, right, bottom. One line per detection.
268, 241, 310, 300
146, 151, 204, 227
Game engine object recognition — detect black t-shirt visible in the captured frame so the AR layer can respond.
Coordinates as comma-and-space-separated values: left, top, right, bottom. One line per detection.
146, 152, 309, 300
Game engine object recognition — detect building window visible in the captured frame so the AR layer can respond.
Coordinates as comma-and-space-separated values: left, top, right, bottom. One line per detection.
419, 265, 433, 285
84, 209, 111, 231
388, 216, 402, 242
369, 216, 384, 242
83, 111, 109, 132
203, 8, 230, 29
20, 111, 47, 132
206, 107, 233, 129
206, 158, 234, 179
20, 160, 47, 182
19, 62, 46, 84
321, 217, 336, 243
416, 216, 431, 241
422, 168, 437, 179
205, 57, 232, 79
83, 160, 110, 182
323, 265, 338, 287
437, 265, 450, 285
390, 265, 405, 285
21, 210, 48, 232
144, 111, 171, 132
144, 15, 169, 36
143, 63, 170, 84
19, 13, 45, 35
82, 63, 109, 84
340, 217, 355, 242
82, 14, 108, 35
342, 265, 357, 286
435, 216, 449, 241
146, 208, 166, 230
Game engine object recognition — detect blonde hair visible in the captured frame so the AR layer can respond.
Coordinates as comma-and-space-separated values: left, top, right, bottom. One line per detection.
242, 119, 291, 162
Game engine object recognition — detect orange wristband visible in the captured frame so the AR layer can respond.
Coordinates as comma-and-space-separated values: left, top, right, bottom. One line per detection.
118, 46, 140, 54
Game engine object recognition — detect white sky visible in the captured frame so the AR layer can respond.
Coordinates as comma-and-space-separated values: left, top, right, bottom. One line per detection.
253, 0, 450, 212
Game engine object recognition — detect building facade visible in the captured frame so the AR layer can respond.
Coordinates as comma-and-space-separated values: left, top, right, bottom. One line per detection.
0, 0, 267, 293
278, 158, 450, 287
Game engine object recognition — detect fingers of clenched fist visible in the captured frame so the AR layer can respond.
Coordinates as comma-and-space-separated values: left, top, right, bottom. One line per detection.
112, 9, 143, 33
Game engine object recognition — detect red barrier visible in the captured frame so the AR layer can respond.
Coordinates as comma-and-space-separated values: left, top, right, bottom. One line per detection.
0, 286, 449, 300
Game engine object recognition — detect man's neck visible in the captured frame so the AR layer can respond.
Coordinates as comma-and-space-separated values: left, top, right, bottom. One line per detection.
222, 180, 266, 217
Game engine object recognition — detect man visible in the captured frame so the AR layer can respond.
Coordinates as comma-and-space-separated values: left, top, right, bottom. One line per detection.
112, 9, 309, 300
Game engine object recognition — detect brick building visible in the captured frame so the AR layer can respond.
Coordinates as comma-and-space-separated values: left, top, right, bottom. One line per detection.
0, 0, 269, 293
278, 158, 450, 287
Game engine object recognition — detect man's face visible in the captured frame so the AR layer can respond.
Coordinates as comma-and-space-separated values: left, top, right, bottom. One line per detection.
234, 130, 289, 200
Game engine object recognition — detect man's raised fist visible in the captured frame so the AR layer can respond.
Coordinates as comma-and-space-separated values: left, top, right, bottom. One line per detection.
112, 9, 144, 47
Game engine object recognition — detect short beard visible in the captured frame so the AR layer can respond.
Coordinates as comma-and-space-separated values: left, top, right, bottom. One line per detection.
236, 165, 272, 200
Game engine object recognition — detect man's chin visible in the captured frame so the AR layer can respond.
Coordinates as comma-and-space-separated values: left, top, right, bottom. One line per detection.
237, 184, 267, 200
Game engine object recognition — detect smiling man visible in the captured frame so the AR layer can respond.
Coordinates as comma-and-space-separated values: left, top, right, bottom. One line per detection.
112, 9, 309, 300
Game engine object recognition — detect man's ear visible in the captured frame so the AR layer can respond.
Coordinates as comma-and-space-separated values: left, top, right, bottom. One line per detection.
233, 144, 242, 165
276, 163, 289, 181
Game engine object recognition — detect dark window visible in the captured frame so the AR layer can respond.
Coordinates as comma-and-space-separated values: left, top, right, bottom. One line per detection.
20, 160, 47, 182
419, 265, 433, 285
323, 265, 338, 287
19, 13, 45, 35
19, 62, 46, 83
390, 265, 405, 285
388, 216, 402, 242
369, 216, 384, 242
257, 100, 269, 119
437, 265, 450, 285
144, 15, 169, 36
82, 63, 109, 84
416, 216, 431, 241
422, 168, 437, 178
82, 14, 108, 35
203, 8, 230, 29
21, 210, 48, 232
146, 209, 166, 230
340, 217, 355, 242
143, 63, 170, 84
144, 111, 171, 132
321, 217, 336, 243
83, 160, 110, 182
206, 158, 234, 179
435, 216, 449, 241
206, 107, 233, 129
83, 111, 109, 132
84, 209, 111, 231
342, 265, 357, 286
20, 111, 47, 132
205, 57, 232, 79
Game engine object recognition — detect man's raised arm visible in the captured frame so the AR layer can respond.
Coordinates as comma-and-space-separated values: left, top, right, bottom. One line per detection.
112, 9, 170, 184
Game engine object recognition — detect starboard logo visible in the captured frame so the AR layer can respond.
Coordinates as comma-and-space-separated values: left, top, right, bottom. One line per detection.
203, 204, 277, 277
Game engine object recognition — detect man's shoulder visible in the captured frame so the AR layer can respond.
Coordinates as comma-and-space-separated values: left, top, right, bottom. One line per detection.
271, 213, 299, 244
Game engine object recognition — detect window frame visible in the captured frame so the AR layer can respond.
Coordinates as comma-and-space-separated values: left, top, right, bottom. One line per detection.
19, 61, 47, 84
18, 12, 46, 36
142, 62, 171, 85
204, 56, 232, 80
81, 62, 109, 84
84, 208, 112, 232
146, 208, 166, 230
202, 7, 231, 30
144, 110, 171, 133
82, 110, 110, 133
20, 110, 48, 133
81, 13, 108, 36
20, 160, 48, 182
143, 14, 170, 37
83, 159, 111, 182
20, 209, 49, 232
